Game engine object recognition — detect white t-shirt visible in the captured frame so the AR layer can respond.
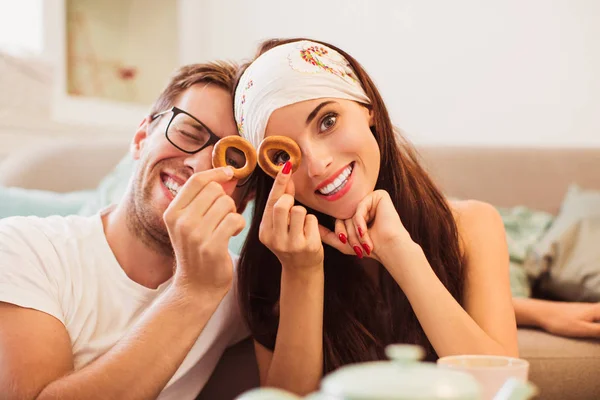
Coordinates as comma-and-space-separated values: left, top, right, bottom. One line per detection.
0, 212, 249, 400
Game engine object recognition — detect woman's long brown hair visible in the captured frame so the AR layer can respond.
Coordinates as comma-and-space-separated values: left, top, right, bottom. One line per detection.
236, 38, 465, 374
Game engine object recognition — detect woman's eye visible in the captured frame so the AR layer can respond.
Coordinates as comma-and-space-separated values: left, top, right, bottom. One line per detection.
273, 151, 290, 165
319, 114, 337, 132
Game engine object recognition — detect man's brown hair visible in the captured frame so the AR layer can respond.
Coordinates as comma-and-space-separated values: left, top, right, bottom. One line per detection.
149, 61, 239, 119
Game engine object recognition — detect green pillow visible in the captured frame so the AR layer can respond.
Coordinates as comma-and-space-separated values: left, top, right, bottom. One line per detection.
0, 186, 94, 219
0, 153, 134, 220
229, 201, 254, 255
497, 206, 554, 298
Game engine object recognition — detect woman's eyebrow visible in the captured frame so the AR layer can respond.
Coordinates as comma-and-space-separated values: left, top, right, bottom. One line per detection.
306, 101, 337, 126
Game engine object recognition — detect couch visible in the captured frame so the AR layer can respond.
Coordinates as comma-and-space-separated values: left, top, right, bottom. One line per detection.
1, 139, 599, 400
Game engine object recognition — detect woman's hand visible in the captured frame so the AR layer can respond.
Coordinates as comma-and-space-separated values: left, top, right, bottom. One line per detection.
319, 189, 414, 262
260, 161, 324, 273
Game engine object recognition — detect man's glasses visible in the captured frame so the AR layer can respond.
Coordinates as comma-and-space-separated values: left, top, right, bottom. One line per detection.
151, 106, 247, 170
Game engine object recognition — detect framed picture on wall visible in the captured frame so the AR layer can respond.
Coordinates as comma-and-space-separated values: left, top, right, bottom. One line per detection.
45, 0, 181, 130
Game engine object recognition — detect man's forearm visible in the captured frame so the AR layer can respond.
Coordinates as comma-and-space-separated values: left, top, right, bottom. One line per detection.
513, 297, 545, 327
37, 286, 222, 400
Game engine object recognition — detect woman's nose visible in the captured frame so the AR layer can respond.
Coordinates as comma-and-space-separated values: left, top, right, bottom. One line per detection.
303, 144, 333, 178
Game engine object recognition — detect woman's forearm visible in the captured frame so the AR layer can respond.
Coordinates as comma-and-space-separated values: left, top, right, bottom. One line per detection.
267, 267, 324, 395
381, 244, 516, 357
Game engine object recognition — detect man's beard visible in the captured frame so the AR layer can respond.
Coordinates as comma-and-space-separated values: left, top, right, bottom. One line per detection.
125, 165, 174, 258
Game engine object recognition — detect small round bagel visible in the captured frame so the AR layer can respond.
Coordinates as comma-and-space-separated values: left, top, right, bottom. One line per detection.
211, 136, 257, 180
257, 136, 302, 178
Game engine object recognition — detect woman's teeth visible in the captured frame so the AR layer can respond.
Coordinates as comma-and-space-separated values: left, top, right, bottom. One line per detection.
164, 177, 181, 197
318, 164, 353, 196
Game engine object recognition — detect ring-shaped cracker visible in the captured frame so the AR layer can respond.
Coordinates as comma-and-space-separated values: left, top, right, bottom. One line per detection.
211, 136, 257, 180
257, 136, 302, 178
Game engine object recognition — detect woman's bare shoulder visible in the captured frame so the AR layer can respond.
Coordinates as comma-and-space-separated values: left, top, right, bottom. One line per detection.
449, 199, 500, 221
448, 199, 506, 260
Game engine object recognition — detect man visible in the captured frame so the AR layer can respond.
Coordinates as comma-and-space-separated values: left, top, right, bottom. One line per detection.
0, 62, 250, 399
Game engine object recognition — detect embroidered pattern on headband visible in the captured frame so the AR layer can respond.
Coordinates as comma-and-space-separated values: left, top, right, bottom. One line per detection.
235, 41, 369, 141
288, 43, 358, 86
236, 79, 254, 134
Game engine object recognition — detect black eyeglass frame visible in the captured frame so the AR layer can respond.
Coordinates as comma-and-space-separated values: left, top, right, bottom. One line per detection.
150, 106, 221, 155
150, 106, 256, 187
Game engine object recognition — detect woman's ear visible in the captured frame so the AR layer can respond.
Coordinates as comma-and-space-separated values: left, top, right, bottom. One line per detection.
131, 116, 152, 160
368, 107, 375, 128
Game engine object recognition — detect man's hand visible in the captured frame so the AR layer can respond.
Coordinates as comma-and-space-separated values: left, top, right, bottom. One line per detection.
539, 301, 600, 338
163, 166, 246, 300
514, 298, 600, 339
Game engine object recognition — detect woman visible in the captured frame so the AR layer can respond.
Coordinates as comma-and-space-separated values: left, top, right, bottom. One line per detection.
234, 38, 519, 395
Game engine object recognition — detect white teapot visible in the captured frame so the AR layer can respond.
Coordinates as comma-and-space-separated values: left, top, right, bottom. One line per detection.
237, 345, 538, 400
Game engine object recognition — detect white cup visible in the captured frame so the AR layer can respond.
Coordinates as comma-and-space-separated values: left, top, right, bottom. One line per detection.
437, 355, 530, 400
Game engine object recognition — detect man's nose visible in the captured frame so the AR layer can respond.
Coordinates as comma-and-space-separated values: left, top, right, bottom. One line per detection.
183, 146, 214, 173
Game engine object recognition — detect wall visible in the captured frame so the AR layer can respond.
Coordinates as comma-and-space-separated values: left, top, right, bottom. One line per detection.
0, 0, 43, 57
64, 0, 178, 105
2, 0, 598, 161
181, 0, 600, 147
0, 0, 172, 160
0, 51, 129, 160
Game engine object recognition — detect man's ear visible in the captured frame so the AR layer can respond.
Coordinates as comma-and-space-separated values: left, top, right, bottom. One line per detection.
131, 116, 152, 160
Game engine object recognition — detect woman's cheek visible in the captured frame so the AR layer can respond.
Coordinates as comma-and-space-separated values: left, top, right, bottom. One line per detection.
292, 176, 309, 203
338, 126, 368, 149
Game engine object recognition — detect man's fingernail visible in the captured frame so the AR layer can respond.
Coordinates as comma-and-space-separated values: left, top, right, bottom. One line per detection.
224, 167, 234, 177
353, 245, 363, 258
339, 233, 347, 244
282, 161, 292, 175
358, 227, 364, 238
361, 243, 371, 256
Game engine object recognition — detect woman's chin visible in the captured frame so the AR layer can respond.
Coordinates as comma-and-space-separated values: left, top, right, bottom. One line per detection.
318, 204, 358, 221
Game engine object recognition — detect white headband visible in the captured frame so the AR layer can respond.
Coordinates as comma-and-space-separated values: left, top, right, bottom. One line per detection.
234, 40, 371, 149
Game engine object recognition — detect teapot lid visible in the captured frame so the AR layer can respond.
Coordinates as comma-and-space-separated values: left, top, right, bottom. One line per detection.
319, 345, 481, 400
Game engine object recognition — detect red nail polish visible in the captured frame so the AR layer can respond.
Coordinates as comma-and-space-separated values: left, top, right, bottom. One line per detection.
353, 245, 363, 258
361, 243, 371, 256
339, 233, 347, 244
358, 227, 364, 238
282, 161, 292, 175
